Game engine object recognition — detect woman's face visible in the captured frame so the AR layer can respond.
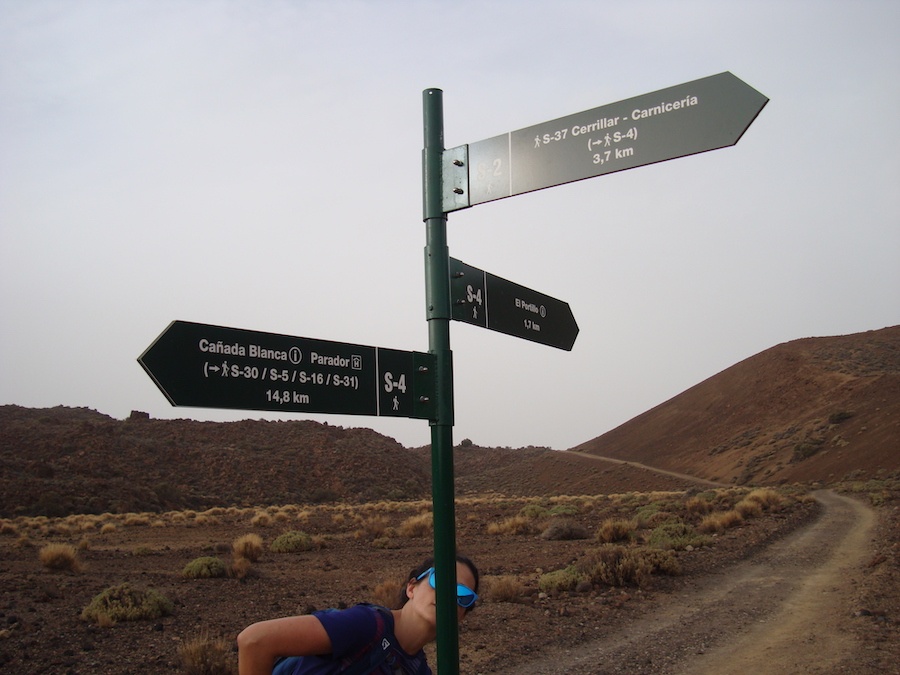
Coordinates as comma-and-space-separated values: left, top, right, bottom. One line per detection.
408, 561, 477, 623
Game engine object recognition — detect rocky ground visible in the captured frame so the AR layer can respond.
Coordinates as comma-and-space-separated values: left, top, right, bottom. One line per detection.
1, 476, 897, 674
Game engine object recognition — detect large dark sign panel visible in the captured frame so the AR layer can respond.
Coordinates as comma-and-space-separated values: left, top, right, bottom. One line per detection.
445, 72, 768, 210
138, 321, 434, 419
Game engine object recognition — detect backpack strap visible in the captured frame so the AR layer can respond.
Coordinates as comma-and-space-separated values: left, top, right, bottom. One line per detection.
338, 605, 394, 675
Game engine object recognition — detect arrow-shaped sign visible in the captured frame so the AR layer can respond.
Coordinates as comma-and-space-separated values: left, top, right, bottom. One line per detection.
138, 321, 435, 419
442, 72, 768, 211
449, 258, 578, 351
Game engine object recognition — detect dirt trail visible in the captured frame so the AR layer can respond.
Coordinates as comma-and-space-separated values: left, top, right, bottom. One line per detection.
565, 451, 728, 488
494, 490, 876, 674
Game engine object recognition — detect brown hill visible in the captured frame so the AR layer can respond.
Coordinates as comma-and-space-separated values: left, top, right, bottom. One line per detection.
3, 326, 897, 517
0, 406, 432, 517
571, 325, 900, 485
0, 406, 694, 518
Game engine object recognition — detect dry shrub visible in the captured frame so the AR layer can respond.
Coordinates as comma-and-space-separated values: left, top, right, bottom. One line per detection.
270, 531, 314, 553
0, 521, 18, 536
123, 515, 150, 527
229, 557, 256, 580
398, 512, 433, 538
734, 499, 762, 519
179, 631, 237, 675
183, 556, 227, 579
372, 579, 403, 608
81, 583, 173, 624
745, 488, 785, 511
232, 533, 264, 562
647, 522, 709, 551
541, 518, 588, 541
250, 511, 271, 527
39, 543, 82, 572
596, 518, 635, 543
580, 545, 679, 588
486, 575, 524, 603
538, 566, 584, 593
100, 523, 116, 534
519, 503, 549, 518
579, 546, 651, 587
487, 516, 538, 536
355, 515, 390, 540
685, 495, 714, 516
698, 509, 744, 533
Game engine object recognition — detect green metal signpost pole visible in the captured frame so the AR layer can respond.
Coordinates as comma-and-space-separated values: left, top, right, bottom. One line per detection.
422, 88, 460, 675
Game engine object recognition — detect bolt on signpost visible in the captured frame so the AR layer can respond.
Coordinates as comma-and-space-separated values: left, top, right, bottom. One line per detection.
140, 72, 765, 675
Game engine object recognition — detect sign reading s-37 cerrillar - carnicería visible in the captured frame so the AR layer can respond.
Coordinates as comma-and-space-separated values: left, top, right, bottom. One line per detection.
444, 71, 768, 210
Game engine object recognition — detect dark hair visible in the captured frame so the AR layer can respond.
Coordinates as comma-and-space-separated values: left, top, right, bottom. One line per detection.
396, 554, 480, 613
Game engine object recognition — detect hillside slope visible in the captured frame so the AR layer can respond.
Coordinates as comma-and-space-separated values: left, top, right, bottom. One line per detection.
571, 326, 900, 485
0, 407, 431, 517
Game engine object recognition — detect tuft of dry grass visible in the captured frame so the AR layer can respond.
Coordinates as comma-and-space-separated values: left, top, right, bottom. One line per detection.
372, 579, 403, 608
232, 533, 264, 562
596, 518, 635, 543
178, 631, 237, 675
486, 575, 524, 603
250, 511, 271, 527
229, 556, 255, 580
685, 495, 714, 516
745, 488, 785, 511
397, 512, 433, 538
355, 515, 390, 540
487, 515, 538, 536
123, 515, 151, 527
734, 498, 763, 518
698, 509, 744, 533
39, 543, 82, 573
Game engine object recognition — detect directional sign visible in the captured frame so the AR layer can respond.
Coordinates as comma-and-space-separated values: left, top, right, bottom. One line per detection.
442, 72, 768, 211
138, 321, 435, 419
449, 258, 579, 351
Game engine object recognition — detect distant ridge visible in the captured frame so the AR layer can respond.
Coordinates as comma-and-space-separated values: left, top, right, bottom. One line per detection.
570, 326, 900, 485
0, 407, 432, 517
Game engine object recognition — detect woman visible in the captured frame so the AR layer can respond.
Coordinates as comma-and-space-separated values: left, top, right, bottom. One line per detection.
237, 555, 480, 675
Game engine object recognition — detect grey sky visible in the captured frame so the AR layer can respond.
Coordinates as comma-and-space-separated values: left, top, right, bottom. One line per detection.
1, 1, 898, 450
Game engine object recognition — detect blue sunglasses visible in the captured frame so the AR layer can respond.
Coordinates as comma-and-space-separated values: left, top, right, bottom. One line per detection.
415, 567, 478, 609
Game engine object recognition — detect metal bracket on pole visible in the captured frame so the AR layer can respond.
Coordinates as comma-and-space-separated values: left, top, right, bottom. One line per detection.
442, 144, 470, 213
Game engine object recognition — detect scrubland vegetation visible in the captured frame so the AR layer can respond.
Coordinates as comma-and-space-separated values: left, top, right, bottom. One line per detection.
0, 484, 826, 673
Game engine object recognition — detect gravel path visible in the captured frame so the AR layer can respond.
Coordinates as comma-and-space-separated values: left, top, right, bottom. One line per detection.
493, 490, 877, 674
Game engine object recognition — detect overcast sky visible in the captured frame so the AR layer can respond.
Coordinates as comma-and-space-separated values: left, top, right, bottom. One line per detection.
2, 1, 898, 450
